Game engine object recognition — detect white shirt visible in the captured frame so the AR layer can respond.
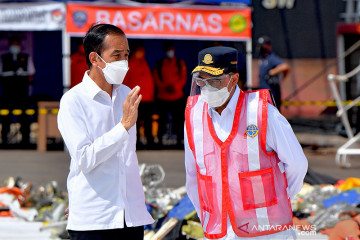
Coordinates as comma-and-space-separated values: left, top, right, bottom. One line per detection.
58, 71, 154, 231
184, 86, 308, 240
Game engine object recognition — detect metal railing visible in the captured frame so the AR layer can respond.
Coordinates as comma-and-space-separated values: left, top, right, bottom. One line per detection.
328, 72, 360, 168
342, 0, 360, 22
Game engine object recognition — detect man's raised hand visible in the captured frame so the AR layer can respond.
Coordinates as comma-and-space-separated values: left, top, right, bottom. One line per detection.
121, 86, 142, 131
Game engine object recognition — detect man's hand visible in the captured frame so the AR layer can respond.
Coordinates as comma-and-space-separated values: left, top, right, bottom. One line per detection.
121, 86, 142, 131
16, 68, 27, 76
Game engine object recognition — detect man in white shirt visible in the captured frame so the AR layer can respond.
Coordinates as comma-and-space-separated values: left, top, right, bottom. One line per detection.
184, 46, 308, 239
57, 24, 153, 240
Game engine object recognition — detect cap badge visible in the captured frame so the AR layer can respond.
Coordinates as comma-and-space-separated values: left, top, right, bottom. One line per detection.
202, 54, 213, 64
246, 124, 259, 138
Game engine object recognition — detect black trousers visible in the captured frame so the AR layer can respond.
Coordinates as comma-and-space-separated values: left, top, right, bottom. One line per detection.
68, 225, 144, 240
137, 101, 154, 145
269, 83, 282, 111
156, 98, 186, 145
0, 101, 31, 146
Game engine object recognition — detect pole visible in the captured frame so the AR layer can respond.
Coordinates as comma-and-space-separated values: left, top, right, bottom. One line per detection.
62, 25, 71, 93
246, 39, 252, 90
337, 34, 346, 101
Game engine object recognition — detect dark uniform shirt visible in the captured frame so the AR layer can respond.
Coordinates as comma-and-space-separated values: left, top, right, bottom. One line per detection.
0, 53, 30, 104
259, 52, 284, 90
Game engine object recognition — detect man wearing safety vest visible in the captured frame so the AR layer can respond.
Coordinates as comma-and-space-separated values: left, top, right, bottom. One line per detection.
184, 46, 308, 239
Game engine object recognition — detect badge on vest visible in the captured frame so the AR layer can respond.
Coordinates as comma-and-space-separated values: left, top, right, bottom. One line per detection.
246, 124, 259, 138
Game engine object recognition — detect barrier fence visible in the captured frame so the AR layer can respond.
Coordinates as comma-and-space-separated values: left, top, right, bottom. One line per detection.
0, 100, 360, 117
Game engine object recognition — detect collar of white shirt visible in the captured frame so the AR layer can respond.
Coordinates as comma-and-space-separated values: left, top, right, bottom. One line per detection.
82, 70, 121, 100
208, 85, 240, 119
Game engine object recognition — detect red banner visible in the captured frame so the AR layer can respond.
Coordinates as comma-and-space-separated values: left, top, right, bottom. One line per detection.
67, 3, 251, 40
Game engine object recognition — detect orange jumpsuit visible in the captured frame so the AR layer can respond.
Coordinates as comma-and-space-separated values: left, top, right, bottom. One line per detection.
153, 57, 187, 101
70, 51, 88, 88
153, 56, 187, 146
123, 53, 154, 102
123, 51, 155, 147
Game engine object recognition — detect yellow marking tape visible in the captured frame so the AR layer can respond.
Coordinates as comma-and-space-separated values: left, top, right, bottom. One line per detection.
0, 108, 59, 116
282, 100, 360, 107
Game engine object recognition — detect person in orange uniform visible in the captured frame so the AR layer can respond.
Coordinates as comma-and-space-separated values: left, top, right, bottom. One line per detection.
70, 41, 88, 88
153, 41, 187, 147
123, 42, 155, 148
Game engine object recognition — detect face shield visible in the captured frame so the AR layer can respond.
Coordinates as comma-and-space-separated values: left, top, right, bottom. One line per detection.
189, 72, 231, 96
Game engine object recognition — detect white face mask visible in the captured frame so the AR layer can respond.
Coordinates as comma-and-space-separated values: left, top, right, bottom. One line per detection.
200, 77, 233, 108
97, 53, 129, 85
166, 50, 175, 58
9, 45, 21, 55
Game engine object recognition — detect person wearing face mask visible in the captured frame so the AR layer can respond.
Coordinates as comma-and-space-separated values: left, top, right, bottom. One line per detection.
184, 46, 308, 240
257, 36, 290, 112
57, 24, 154, 240
123, 41, 155, 149
0, 36, 35, 148
153, 41, 187, 148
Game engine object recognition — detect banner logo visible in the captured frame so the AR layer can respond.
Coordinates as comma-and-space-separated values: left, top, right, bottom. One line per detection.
73, 11, 87, 28
229, 14, 247, 33
52, 9, 64, 23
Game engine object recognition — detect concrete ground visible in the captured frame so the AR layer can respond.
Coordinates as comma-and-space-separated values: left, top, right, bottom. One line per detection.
0, 149, 186, 192
0, 130, 359, 192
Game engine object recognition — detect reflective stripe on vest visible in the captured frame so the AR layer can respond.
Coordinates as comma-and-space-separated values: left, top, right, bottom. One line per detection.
194, 100, 206, 175
185, 90, 293, 239
246, 91, 270, 229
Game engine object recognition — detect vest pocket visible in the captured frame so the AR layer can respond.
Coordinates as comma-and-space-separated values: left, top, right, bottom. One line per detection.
198, 173, 214, 214
238, 167, 277, 210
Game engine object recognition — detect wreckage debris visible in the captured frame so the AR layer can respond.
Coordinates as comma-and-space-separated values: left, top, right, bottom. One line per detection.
0, 177, 68, 239
1, 167, 360, 240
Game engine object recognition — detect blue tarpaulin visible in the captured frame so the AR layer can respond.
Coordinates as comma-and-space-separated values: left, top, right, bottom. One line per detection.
167, 194, 196, 220
323, 190, 360, 208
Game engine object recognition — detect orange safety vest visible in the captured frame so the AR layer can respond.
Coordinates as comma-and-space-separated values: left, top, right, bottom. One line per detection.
185, 90, 293, 239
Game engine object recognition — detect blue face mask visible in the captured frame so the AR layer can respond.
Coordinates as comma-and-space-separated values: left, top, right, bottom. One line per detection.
9, 45, 21, 55
166, 50, 175, 58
